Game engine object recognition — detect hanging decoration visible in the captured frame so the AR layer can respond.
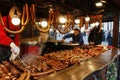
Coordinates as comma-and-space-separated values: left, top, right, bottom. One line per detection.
52, 10, 59, 28
29, 3, 102, 34
79, 17, 84, 28
30, 4, 72, 34
30, 4, 53, 33
0, 4, 29, 34
56, 13, 73, 34
85, 16, 90, 29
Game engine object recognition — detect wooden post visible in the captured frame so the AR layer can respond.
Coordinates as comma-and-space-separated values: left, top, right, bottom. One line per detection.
112, 8, 119, 47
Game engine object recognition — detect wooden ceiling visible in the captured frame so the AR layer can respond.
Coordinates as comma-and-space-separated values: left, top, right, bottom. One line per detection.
0, 0, 119, 22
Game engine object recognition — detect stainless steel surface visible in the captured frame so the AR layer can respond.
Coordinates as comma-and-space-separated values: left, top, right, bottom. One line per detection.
38, 48, 119, 80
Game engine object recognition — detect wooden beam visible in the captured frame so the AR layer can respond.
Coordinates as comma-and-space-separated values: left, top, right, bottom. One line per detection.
112, 8, 119, 47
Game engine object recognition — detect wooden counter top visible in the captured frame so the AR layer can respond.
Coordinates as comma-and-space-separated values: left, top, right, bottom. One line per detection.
39, 48, 120, 80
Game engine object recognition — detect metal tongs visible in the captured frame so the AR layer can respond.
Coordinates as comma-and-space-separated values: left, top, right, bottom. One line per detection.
17, 56, 30, 70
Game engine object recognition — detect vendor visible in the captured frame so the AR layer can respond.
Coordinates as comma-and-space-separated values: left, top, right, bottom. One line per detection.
0, 7, 21, 62
62, 28, 84, 44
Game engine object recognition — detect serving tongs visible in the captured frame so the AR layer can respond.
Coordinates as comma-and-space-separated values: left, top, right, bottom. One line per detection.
17, 56, 31, 70
16, 56, 31, 80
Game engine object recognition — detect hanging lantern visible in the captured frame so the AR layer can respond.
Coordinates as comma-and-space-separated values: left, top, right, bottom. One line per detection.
12, 16, 20, 25
59, 17, 67, 24
85, 16, 90, 22
95, 2, 103, 7
40, 20, 48, 27
11, 9, 20, 25
74, 19, 80, 24
56, 13, 72, 34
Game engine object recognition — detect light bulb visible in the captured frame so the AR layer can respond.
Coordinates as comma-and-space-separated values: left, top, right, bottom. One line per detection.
95, 2, 103, 7
101, 0, 106, 3
41, 20, 48, 27
85, 16, 90, 22
11, 15, 20, 25
59, 17, 66, 23
75, 19, 80, 24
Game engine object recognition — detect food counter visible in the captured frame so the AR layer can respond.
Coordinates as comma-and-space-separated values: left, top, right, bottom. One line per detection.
0, 44, 119, 80
39, 48, 120, 80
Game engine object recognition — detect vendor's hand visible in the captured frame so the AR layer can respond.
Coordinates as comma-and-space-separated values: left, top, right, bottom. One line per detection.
61, 39, 65, 42
89, 41, 94, 45
9, 49, 18, 61
9, 42, 20, 60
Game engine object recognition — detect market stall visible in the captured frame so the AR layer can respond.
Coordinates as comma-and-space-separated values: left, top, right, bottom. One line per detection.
0, 0, 120, 80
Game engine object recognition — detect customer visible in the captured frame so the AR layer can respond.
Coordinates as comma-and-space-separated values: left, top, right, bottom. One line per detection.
62, 28, 84, 44
88, 24, 103, 45
107, 30, 112, 46
0, 7, 21, 62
